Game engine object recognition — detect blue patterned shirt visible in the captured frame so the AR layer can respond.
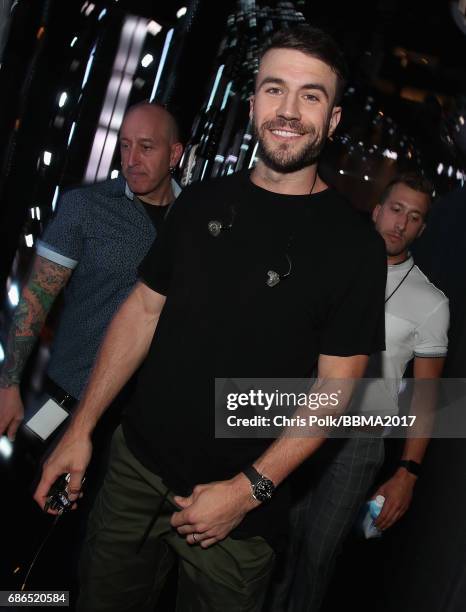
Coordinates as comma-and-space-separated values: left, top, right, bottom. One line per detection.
36, 176, 181, 398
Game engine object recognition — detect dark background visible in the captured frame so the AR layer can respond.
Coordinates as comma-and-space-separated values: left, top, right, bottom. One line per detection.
0, 1, 465, 610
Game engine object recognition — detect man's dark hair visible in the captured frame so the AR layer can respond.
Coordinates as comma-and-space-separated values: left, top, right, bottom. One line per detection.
380, 172, 434, 208
258, 25, 349, 105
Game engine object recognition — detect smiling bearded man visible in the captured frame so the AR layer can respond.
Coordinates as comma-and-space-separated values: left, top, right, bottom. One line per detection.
34, 26, 387, 612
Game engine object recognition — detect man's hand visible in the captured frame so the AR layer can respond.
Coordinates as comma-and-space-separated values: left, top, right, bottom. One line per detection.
373, 469, 417, 531
0, 385, 24, 441
170, 474, 260, 548
33, 427, 93, 514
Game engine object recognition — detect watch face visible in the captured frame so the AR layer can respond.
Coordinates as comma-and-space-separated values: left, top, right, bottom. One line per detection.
253, 477, 274, 502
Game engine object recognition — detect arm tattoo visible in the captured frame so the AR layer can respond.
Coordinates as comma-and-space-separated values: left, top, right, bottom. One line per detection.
0, 257, 72, 387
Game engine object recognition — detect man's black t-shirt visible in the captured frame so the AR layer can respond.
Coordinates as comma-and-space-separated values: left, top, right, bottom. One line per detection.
140, 200, 169, 233
122, 170, 387, 546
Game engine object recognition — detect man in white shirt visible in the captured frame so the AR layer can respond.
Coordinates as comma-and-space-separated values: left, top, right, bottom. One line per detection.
367, 172, 449, 529
271, 172, 449, 612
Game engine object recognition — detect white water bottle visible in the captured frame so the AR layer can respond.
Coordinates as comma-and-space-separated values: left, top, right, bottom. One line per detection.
361, 495, 385, 539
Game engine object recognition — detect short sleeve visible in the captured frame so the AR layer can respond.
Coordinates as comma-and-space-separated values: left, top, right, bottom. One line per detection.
138, 190, 189, 296
36, 189, 85, 269
414, 298, 450, 357
320, 234, 387, 356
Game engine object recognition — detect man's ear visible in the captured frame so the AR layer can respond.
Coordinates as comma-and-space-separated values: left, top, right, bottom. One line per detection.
372, 203, 381, 223
249, 96, 255, 121
328, 106, 342, 139
170, 142, 184, 168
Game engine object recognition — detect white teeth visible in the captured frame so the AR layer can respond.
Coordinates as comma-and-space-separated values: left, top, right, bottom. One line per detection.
271, 129, 301, 138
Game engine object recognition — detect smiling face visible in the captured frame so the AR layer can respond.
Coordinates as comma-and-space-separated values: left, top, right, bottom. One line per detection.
250, 48, 341, 173
372, 182, 430, 264
119, 105, 182, 200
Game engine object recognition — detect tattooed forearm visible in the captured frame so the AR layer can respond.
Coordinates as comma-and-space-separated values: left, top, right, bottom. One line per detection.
0, 256, 72, 387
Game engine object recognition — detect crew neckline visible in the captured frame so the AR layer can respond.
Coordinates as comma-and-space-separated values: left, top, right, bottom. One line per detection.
388, 254, 414, 271
244, 169, 330, 203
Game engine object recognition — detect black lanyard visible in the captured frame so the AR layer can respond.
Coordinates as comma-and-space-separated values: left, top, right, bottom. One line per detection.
385, 262, 415, 304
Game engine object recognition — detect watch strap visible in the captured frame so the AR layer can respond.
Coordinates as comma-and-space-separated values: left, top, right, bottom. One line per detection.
399, 459, 421, 476
243, 465, 261, 486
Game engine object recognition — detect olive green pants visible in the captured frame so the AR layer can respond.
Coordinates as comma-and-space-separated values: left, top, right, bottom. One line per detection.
77, 426, 275, 612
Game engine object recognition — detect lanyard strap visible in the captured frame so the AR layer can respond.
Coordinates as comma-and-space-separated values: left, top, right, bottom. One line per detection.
385, 262, 415, 304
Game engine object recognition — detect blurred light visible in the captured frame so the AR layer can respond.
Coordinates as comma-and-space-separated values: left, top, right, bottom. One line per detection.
36, 26, 45, 40
43, 151, 52, 166
363, 175, 369, 181
339, 169, 345, 174
248, 141, 259, 169
147, 20, 162, 36
176, 7, 187, 18
220, 81, 232, 110
149, 28, 174, 101
206, 64, 225, 111
0, 341, 4, 363
8, 283, 19, 306
67, 121, 76, 146
81, 1, 88, 11
98, 8, 107, 20
82, 43, 97, 89
30, 207, 35, 219
70, 36, 78, 47
111, 170, 119, 179
201, 160, 209, 181
36, 207, 41, 220
456, 169, 464, 180
25, 234, 34, 247
383, 149, 398, 160
459, 116, 465, 125
0, 437, 13, 459
141, 53, 154, 68
448, 165, 454, 177
58, 92, 68, 108
52, 186, 60, 211
437, 163, 444, 175
85, 3, 95, 16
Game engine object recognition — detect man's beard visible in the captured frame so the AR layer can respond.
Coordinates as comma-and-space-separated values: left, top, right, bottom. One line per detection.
254, 117, 329, 173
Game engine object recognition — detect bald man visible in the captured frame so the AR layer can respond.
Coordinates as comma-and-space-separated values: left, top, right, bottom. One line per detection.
0, 102, 183, 442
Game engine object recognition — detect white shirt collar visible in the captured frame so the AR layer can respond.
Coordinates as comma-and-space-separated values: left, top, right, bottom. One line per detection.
125, 178, 182, 201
